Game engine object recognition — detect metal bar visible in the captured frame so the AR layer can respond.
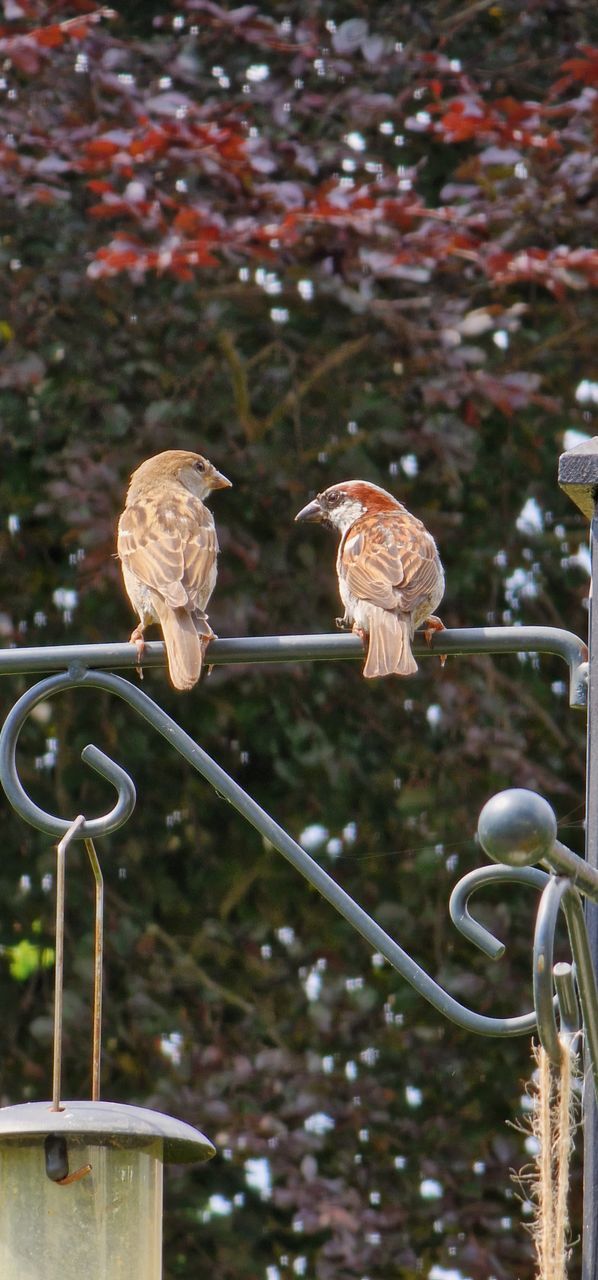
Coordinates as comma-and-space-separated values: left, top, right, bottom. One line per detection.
0, 625, 588, 705
542, 838, 598, 903
558, 438, 598, 1280
0, 667, 547, 1039
563, 886, 598, 1105
533, 876, 571, 1067
553, 963, 581, 1043
449, 863, 550, 960
583, 516, 598, 1280
84, 838, 103, 1103
52, 814, 86, 1112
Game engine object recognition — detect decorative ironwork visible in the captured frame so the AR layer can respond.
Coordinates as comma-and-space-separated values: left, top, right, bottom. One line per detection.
3, 438, 598, 1272
0, 625, 594, 1058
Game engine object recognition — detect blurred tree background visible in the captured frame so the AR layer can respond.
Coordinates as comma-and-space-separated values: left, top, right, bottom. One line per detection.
0, 2, 596, 1277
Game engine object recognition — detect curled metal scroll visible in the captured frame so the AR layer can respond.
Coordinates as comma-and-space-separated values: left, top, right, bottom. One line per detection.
534, 877, 598, 1098
475, 787, 598, 1097
450, 863, 551, 960
0, 672, 136, 838
0, 664, 561, 1040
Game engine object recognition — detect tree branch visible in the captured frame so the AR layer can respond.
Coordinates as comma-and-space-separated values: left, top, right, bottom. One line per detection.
217, 330, 371, 442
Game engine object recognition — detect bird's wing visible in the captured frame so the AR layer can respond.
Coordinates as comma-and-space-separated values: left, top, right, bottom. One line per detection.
341, 509, 441, 614
117, 490, 218, 612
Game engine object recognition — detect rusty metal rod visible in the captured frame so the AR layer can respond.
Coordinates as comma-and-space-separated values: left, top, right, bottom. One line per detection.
84, 838, 103, 1102
52, 815, 85, 1112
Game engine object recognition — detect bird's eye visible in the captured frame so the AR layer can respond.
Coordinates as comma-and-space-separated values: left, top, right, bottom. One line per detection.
327, 491, 342, 507
194, 460, 206, 473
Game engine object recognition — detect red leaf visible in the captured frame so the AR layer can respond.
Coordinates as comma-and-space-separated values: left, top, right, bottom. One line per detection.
493, 96, 534, 123
33, 24, 64, 48
85, 138, 121, 158
559, 48, 598, 86
87, 201, 133, 219
86, 179, 114, 194
129, 129, 168, 157
172, 207, 204, 234
438, 103, 488, 142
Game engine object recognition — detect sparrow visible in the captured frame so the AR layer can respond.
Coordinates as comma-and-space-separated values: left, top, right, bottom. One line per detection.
295, 480, 445, 678
117, 450, 231, 690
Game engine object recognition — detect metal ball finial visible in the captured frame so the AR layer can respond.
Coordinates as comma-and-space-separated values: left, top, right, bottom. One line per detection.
477, 789, 557, 867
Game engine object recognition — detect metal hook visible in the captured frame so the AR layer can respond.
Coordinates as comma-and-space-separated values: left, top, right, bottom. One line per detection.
476, 788, 598, 1094
52, 815, 85, 1111
533, 877, 598, 1099
44, 1134, 92, 1185
50, 816, 105, 1110
449, 863, 550, 960
533, 875, 573, 1067
561, 888, 598, 1100
85, 837, 104, 1103
0, 671, 136, 837
0, 666, 555, 1040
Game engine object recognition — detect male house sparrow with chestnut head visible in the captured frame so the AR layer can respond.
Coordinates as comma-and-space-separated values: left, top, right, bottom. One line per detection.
118, 450, 231, 690
295, 480, 445, 678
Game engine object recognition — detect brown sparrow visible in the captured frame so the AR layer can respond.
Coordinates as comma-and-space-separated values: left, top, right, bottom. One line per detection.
295, 480, 445, 678
118, 450, 231, 690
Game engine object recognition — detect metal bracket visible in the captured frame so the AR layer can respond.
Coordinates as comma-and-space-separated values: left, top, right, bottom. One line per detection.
0, 624, 587, 705
0, 625, 594, 1066
478, 787, 598, 1095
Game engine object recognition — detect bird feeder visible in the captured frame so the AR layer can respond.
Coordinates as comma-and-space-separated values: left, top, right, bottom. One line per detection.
0, 1100, 214, 1280
0, 817, 214, 1279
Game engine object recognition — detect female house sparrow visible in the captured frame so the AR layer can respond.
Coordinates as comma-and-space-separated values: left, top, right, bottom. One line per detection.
118, 450, 231, 690
295, 480, 445, 678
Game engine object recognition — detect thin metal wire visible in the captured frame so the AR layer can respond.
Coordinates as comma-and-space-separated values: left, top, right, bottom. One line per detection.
52, 814, 85, 1112
85, 838, 103, 1102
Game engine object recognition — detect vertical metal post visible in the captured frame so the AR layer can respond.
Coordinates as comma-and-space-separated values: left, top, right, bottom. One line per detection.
559, 438, 598, 1279
583, 510, 598, 1279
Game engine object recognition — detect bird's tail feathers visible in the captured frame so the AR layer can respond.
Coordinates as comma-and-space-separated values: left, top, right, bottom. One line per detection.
363, 609, 417, 678
155, 600, 209, 691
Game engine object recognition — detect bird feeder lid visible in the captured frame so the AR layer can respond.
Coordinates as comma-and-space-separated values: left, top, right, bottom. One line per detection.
558, 436, 598, 519
0, 1100, 215, 1165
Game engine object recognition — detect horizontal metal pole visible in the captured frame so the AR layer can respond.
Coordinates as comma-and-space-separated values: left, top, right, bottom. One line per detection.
0, 626, 588, 704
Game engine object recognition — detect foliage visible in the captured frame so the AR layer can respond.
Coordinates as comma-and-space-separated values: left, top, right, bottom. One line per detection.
0, 2, 596, 1277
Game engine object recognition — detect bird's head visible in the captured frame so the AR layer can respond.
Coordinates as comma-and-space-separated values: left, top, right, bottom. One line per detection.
128, 450, 232, 502
295, 480, 400, 534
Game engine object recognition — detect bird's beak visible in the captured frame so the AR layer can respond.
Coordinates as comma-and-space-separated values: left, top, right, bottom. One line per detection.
210, 469, 233, 490
295, 497, 323, 523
